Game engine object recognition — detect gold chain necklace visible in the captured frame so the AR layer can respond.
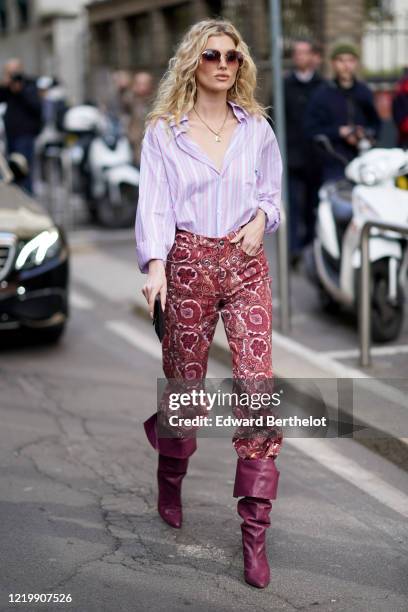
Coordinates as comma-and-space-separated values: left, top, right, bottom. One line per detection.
192, 104, 229, 142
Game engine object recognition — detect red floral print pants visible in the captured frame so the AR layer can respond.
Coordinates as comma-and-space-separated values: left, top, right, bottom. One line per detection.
154, 228, 283, 460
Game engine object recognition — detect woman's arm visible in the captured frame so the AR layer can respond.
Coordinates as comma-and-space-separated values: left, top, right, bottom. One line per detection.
135, 123, 176, 274
135, 122, 176, 315
255, 120, 282, 234
230, 119, 282, 254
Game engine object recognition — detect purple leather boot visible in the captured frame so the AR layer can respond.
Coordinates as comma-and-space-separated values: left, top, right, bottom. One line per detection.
233, 457, 280, 588
144, 413, 197, 528
157, 454, 188, 528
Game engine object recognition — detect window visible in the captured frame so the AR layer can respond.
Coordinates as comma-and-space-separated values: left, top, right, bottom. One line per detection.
365, 0, 393, 21
128, 13, 151, 69
0, 0, 7, 33
206, 0, 222, 19
163, 3, 192, 55
17, 0, 29, 28
93, 22, 114, 66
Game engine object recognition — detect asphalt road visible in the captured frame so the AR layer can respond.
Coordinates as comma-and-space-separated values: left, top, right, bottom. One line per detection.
0, 228, 407, 612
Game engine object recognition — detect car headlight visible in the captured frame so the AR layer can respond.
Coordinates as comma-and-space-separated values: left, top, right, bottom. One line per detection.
15, 229, 61, 270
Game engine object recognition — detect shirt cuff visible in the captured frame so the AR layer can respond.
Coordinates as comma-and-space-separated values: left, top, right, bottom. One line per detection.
258, 204, 281, 234
136, 240, 167, 274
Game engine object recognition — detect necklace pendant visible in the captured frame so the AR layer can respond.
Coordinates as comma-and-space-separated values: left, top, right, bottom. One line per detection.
215, 134, 221, 142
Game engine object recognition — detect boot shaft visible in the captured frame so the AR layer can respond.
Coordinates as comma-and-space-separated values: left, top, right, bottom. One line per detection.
233, 457, 280, 499
237, 495, 273, 589
144, 413, 197, 458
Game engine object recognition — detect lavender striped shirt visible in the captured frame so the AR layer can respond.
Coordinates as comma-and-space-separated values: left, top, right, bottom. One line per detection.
135, 100, 282, 274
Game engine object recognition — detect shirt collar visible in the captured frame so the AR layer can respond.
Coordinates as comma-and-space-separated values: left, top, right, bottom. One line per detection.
168, 100, 249, 133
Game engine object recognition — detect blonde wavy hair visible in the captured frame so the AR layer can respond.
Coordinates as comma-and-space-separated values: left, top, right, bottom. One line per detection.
144, 18, 270, 136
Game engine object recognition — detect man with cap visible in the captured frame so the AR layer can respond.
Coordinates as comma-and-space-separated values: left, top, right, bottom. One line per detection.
304, 43, 381, 182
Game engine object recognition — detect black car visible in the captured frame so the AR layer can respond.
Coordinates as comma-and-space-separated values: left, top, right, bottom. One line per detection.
0, 163, 69, 343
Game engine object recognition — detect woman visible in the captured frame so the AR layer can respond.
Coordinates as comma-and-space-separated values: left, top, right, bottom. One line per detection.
135, 18, 283, 589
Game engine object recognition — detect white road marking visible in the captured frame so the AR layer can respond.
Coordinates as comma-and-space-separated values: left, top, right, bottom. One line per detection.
69, 228, 134, 247
321, 345, 408, 359
287, 438, 408, 519
70, 290, 94, 310
105, 320, 163, 361
71, 251, 139, 304
273, 330, 408, 408
273, 330, 368, 379
105, 319, 221, 378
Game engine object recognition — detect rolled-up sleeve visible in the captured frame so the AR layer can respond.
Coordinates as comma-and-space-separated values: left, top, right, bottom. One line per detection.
135, 123, 176, 274
256, 121, 282, 234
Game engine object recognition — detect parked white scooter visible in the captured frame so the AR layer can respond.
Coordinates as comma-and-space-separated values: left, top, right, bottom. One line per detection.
63, 105, 140, 228
306, 142, 408, 342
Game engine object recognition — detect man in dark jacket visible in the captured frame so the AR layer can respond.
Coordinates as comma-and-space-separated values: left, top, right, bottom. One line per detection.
304, 43, 381, 183
0, 58, 43, 193
285, 39, 324, 266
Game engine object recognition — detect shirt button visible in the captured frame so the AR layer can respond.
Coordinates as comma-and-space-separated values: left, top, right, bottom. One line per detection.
219, 240, 224, 245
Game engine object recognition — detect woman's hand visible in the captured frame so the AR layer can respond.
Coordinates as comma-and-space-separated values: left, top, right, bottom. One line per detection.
142, 259, 167, 318
229, 209, 266, 255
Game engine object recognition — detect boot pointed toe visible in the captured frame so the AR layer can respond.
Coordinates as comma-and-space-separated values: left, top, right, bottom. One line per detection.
244, 561, 270, 588
158, 505, 182, 528
157, 454, 188, 529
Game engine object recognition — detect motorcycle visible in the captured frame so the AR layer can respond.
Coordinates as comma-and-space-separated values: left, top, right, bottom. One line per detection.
62, 105, 140, 228
306, 135, 408, 342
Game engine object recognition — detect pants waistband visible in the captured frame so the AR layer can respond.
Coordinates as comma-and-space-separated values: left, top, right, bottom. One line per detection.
175, 228, 241, 247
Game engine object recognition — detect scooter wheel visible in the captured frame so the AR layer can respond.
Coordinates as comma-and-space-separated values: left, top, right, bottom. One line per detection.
318, 287, 341, 314
371, 261, 404, 343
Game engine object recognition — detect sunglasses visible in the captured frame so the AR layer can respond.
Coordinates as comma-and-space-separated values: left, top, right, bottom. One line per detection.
201, 49, 244, 67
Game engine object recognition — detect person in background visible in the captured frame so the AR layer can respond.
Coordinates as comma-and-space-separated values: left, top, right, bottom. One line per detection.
311, 42, 323, 73
37, 76, 68, 133
110, 70, 133, 132
35, 76, 69, 183
0, 58, 43, 193
284, 38, 323, 268
128, 71, 154, 166
304, 43, 381, 183
392, 67, 408, 149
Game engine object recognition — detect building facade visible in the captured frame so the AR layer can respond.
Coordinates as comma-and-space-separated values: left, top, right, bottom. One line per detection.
0, 0, 88, 103
362, 0, 408, 75
86, 0, 365, 105
0, 0, 369, 105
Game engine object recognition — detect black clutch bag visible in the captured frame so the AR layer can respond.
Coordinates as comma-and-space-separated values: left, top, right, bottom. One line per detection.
152, 294, 166, 342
